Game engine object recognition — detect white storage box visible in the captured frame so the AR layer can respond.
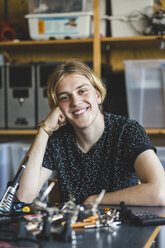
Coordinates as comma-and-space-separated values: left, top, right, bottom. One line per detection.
124, 59, 165, 128
110, 0, 153, 37
25, 12, 107, 40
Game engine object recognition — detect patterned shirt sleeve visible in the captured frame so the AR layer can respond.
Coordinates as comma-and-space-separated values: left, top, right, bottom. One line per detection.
119, 119, 156, 166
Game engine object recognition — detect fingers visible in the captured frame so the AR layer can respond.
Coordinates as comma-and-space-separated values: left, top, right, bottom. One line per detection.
45, 106, 67, 132
58, 118, 67, 128
58, 112, 67, 125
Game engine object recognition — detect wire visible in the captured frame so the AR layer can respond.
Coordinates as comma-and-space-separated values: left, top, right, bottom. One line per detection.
127, 10, 150, 35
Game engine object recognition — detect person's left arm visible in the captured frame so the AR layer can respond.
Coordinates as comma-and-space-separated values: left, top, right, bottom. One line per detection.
84, 149, 165, 206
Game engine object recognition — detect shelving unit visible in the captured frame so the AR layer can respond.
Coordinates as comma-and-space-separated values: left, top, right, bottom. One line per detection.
0, 39, 94, 66
0, 0, 101, 76
0, 130, 37, 135
0, 0, 165, 144
1, 35, 165, 139
0, 129, 165, 136
1, 35, 164, 71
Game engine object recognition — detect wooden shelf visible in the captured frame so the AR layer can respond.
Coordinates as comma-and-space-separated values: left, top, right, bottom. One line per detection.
1, 35, 163, 71
101, 35, 163, 42
0, 35, 162, 47
0, 35, 162, 49
0, 130, 37, 135
101, 35, 165, 71
0, 39, 94, 47
101, 35, 164, 50
0, 129, 165, 136
145, 129, 165, 135
0, 39, 94, 65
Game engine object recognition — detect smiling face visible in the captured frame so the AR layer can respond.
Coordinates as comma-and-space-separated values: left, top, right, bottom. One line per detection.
56, 73, 102, 130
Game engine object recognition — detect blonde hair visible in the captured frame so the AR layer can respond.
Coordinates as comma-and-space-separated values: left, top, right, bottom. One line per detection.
47, 60, 106, 109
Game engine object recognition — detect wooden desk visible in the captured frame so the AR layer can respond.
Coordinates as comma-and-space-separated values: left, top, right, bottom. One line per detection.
39, 205, 165, 248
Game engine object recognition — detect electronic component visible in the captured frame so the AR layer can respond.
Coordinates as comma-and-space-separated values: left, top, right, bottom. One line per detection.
6, 63, 36, 128
120, 201, 165, 226
0, 156, 29, 215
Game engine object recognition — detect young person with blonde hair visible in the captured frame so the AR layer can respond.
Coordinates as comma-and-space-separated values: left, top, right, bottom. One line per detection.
17, 61, 165, 206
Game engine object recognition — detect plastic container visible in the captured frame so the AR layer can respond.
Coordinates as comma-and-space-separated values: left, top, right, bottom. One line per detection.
123, 59, 165, 128
109, 0, 153, 37
25, 12, 108, 40
28, 0, 88, 13
28, 0, 106, 15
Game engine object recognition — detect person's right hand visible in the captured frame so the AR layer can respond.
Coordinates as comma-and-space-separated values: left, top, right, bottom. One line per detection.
44, 107, 67, 132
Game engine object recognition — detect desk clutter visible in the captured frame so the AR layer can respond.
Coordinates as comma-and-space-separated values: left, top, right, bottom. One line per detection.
0, 180, 121, 247
1, 169, 165, 247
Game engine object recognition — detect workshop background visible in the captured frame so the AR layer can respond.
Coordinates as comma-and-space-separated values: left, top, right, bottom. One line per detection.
0, 0, 165, 198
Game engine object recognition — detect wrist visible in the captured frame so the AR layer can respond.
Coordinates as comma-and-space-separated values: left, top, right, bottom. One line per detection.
38, 120, 53, 136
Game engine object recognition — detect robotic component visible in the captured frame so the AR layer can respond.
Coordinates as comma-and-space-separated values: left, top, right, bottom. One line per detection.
143, 9, 165, 36
0, 156, 29, 215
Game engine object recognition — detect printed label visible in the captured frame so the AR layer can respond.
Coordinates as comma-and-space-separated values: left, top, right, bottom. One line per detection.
38, 17, 79, 35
